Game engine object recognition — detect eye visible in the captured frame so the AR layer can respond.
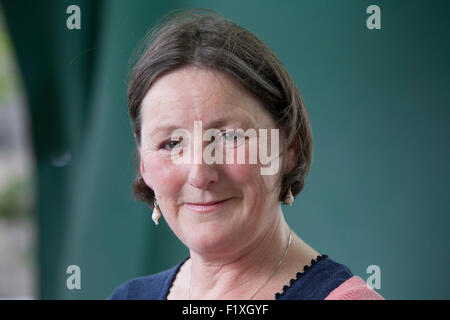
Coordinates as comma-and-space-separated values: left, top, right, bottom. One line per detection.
161, 138, 182, 150
222, 131, 246, 146
223, 132, 236, 141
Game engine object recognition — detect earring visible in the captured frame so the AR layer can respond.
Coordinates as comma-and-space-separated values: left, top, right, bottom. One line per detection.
152, 197, 162, 225
284, 187, 294, 206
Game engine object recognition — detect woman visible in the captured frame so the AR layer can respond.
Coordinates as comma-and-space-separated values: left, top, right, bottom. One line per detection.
110, 10, 384, 300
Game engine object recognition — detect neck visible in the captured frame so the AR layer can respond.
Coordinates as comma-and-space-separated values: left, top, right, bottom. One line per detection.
188, 207, 291, 299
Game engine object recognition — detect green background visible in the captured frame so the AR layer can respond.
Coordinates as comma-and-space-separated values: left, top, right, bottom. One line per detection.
1, 0, 449, 299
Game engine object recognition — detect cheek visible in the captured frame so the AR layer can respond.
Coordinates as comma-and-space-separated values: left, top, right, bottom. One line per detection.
222, 141, 280, 191
223, 163, 278, 235
223, 162, 276, 198
223, 163, 257, 185
143, 156, 184, 197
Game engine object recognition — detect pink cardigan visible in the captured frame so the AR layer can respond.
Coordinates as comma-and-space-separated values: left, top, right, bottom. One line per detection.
324, 276, 385, 300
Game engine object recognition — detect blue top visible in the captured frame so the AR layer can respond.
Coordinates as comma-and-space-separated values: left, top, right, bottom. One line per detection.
109, 255, 353, 300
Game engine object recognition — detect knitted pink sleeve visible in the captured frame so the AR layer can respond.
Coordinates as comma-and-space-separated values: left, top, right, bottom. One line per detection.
324, 276, 385, 300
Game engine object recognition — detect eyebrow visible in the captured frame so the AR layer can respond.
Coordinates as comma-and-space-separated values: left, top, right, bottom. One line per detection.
149, 115, 255, 136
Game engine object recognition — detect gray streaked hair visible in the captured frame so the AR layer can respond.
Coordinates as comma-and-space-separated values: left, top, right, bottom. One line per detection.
127, 8, 313, 207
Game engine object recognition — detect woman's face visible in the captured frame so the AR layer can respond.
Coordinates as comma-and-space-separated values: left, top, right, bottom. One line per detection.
138, 66, 291, 257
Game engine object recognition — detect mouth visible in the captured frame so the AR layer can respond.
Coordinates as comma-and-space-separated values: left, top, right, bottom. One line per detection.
184, 198, 232, 213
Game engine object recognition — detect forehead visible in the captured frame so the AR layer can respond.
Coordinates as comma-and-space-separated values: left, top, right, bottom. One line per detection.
140, 67, 275, 130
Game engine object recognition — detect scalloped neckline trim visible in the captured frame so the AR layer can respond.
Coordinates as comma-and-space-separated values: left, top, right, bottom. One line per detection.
274, 254, 329, 300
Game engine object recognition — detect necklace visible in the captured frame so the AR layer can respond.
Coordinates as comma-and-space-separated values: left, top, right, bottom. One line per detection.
188, 229, 292, 300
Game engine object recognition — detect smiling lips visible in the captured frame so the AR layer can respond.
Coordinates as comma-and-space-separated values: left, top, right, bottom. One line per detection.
184, 198, 232, 213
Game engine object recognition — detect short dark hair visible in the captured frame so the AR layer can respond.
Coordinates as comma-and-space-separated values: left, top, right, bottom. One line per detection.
127, 9, 313, 207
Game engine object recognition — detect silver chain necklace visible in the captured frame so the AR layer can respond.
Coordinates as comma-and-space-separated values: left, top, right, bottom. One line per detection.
188, 229, 292, 300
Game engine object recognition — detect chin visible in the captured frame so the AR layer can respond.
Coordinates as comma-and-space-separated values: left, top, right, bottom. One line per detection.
188, 225, 235, 256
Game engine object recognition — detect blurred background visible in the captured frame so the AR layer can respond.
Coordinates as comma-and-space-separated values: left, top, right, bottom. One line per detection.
0, 0, 448, 300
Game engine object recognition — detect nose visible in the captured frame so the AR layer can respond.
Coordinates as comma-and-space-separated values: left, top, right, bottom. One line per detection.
188, 162, 219, 190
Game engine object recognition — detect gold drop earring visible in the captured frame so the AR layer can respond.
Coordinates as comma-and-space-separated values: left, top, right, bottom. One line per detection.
152, 197, 162, 225
283, 186, 294, 206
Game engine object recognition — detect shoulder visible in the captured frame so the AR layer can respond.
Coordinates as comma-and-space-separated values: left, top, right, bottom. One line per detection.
324, 276, 385, 300
277, 255, 355, 300
109, 258, 188, 300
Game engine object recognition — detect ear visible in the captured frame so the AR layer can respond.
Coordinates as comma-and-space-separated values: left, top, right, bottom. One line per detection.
138, 148, 154, 191
283, 140, 298, 175
133, 132, 140, 148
